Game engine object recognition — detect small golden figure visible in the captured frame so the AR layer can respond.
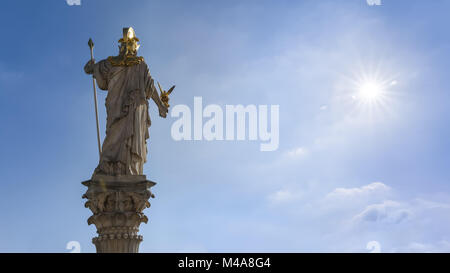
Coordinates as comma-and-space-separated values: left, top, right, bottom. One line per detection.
158, 82, 175, 108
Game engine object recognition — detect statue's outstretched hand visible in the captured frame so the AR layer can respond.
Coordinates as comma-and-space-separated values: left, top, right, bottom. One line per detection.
159, 104, 168, 118
84, 59, 95, 75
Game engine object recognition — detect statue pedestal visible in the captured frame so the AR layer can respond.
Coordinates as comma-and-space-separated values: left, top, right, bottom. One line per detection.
82, 175, 156, 253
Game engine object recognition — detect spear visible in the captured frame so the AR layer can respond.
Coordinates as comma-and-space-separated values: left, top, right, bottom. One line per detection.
88, 38, 102, 158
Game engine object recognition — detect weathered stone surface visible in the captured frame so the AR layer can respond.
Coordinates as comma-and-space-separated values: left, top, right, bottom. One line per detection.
82, 27, 172, 253
82, 175, 155, 253
84, 27, 171, 177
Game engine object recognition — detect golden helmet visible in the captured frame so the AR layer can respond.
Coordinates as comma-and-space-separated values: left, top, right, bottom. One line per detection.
118, 27, 140, 51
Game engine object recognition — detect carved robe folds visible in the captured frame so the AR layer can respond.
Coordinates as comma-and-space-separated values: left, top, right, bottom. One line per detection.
91, 60, 157, 176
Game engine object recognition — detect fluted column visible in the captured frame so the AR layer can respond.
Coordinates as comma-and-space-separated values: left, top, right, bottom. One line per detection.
82, 175, 155, 253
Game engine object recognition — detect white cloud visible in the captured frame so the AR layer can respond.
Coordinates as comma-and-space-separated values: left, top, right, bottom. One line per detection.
66, 0, 81, 6
325, 182, 391, 201
353, 200, 412, 224
264, 178, 450, 252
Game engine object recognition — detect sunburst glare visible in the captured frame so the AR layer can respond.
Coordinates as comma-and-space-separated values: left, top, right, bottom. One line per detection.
346, 64, 399, 119
334, 60, 404, 123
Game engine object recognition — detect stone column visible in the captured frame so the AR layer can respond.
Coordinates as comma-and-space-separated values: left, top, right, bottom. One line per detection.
82, 175, 155, 253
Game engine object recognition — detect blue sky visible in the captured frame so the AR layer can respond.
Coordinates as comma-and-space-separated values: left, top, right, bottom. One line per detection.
1, 0, 450, 252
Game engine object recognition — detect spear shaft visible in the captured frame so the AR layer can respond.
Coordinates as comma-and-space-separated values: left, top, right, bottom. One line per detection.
88, 38, 102, 158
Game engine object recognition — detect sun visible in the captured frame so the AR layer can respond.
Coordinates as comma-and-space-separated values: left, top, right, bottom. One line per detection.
358, 81, 383, 102
339, 61, 401, 119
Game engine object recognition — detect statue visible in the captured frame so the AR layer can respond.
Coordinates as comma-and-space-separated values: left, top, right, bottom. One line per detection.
84, 27, 174, 176
82, 27, 174, 253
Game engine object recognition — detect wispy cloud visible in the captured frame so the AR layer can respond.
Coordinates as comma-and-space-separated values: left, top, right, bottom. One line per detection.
325, 182, 391, 201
